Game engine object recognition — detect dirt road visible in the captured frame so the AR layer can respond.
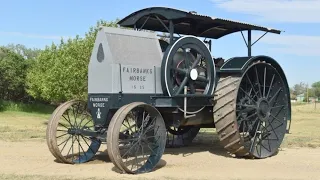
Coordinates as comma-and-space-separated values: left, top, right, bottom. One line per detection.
0, 140, 319, 180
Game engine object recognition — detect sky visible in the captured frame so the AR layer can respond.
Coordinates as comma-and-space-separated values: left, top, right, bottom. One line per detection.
0, 0, 319, 88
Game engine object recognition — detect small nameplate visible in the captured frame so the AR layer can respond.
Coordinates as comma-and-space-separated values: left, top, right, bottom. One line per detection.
89, 97, 109, 108
121, 65, 155, 93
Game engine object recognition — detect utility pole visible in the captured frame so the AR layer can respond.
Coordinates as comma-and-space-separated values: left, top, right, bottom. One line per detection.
306, 83, 309, 103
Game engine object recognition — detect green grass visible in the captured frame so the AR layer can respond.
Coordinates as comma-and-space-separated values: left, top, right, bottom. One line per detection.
281, 103, 320, 148
0, 111, 50, 142
0, 100, 56, 114
0, 100, 55, 142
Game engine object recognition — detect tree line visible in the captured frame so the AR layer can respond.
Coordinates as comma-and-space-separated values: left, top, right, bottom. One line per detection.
0, 20, 117, 105
1, 19, 319, 105
290, 82, 320, 101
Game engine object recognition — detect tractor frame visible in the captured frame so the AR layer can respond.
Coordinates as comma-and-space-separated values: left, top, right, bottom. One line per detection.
46, 7, 292, 174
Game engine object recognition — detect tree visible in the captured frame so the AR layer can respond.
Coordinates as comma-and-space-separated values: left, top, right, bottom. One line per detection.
311, 81, 320, 98
289, 87, 296, 100
26, 19, 119, 104
0, 47, 29, 101
291, 82, 308, 96
3, 43, 41, 60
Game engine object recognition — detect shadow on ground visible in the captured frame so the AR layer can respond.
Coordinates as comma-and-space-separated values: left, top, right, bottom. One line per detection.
164, 131, 234, 158
96, 131, 233, 162
110, 159, 167, 173
51, 131, 231, 166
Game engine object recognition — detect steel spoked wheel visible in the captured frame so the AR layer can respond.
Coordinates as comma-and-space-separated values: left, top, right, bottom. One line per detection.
161, 36, 216, 97
213, 61, 290, 159
107, 102, 167, 174
46, 100, 101, 164
236, 62, 289, 158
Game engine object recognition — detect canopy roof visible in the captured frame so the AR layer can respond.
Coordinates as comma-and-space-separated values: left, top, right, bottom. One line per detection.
118, 7, 282, 39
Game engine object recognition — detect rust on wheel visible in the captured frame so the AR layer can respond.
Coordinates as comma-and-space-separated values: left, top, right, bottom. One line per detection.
213, 61, 290, 158
107, 102, 167, 174
46, 100, 101, 164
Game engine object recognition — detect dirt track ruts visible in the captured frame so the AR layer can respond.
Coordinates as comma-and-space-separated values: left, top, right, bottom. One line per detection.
0, 140, 319, 180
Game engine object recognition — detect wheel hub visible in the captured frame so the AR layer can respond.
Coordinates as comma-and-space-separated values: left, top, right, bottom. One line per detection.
190, 69, 198, 80
257, 98, 270, 121
68, 128, 82, 135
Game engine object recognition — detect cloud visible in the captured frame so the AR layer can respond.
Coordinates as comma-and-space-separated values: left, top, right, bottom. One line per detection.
0, 31, 70, 40
252, 33, 320, 56
209, 0, 320, 56
211, 0, 320, 23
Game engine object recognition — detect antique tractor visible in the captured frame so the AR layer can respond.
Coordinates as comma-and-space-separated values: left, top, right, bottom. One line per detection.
46, 7, 291, 174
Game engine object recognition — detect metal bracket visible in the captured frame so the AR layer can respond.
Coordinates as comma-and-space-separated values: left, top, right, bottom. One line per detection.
239, 27, 269, 57
183, 86, 196, 119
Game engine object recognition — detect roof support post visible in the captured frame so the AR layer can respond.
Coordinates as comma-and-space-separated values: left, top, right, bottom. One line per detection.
169, 20, 174, 44
248, 30, 252, 57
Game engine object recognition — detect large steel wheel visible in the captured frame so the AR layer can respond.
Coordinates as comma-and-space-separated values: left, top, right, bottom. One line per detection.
107, 102, 167, 174
46, 100, 101, 164
214, 61, 290, 158
161, 36, 216, 97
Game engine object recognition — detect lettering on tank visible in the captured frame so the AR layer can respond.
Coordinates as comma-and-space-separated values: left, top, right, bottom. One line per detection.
89, 97, 109, 108
122, 67, 153, 82
121, 65, 155, 92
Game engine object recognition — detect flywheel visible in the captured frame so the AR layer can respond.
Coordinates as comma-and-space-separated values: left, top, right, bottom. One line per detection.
161, 36, 216, 97
213, 61, 290, 158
